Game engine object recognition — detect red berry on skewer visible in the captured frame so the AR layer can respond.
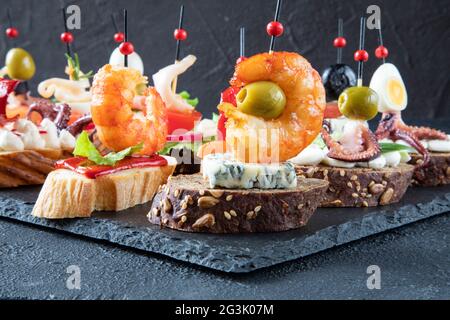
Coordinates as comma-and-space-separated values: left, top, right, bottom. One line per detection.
60, 32, 74, 44
119, 41, 134, 55
6, 27, 19, 39
333, 36, 346, 48
354, 49, 369, 62
375, 45, 389, 59
174, 28, 188, 41
114, 32, 125, 43
266, 21, 284, 37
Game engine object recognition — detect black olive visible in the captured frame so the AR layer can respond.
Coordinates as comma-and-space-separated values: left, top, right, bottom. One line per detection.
322, 64, 357, 101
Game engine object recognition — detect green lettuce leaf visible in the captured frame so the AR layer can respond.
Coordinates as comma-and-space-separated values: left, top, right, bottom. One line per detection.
73, 131, 143, 166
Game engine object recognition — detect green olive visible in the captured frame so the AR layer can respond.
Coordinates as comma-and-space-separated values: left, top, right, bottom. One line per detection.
236, 81, 286, 119
135, 83, 147, 95
338, 86, 379, 121
5, 48, 36, 81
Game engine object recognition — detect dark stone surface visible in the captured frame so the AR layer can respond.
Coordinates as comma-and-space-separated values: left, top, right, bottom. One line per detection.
1, 0, 449, 120
0, 212, 449, 299
1, 184, 449, 273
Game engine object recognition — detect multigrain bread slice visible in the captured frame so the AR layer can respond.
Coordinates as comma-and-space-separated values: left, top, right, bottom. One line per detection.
148, 174, 329, 233
295, 164, 414, 207
410, 153, 450, 186
0, 149, 71, 188
32, 157, 177, 219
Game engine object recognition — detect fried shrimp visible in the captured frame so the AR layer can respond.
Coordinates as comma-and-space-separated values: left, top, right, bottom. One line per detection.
219, 52, 326, 163
91, 64, 167, 155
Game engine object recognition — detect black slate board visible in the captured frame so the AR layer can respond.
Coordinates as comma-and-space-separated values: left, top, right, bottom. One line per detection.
0, 185, 449, 273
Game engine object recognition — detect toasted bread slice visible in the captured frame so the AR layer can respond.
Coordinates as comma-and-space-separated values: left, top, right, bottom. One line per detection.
32, 157, 177, 219
148, 174, 329, 233
410, 153, 450, 186
0, 149, 71, 188
295, 164, 414, 207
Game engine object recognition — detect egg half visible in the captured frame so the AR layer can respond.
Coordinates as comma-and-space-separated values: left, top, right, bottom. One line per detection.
109, 47, 144, 75
369, 63, 407, 112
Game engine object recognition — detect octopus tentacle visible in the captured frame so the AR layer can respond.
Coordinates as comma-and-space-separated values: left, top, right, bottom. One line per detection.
66, 115, 92, 136
391, 130, 430, 167
376, 112, 433, 167
27, 101, 72, 131
322, 125, 381, 162
408, 126, 447, 141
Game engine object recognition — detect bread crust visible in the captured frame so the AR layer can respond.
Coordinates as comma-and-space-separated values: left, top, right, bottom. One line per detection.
410, 153, 450, 186
148, 174, 329, 233
0, 149, 70, 188
295, 164, 414, 207
32, 161, 176, 219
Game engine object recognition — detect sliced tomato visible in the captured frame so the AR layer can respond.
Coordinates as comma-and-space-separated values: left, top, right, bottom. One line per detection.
324, 101, 342, 119
167, 109, 202, 135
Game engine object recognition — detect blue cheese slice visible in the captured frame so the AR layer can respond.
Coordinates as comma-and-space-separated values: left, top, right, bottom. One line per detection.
202, 154, 297, 189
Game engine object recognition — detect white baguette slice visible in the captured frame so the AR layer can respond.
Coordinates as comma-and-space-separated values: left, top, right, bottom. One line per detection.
32, 156, 177, 219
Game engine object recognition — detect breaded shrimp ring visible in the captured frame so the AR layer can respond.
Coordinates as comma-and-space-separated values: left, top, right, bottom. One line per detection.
219, 52, 326, 163
91, 64, 167, 155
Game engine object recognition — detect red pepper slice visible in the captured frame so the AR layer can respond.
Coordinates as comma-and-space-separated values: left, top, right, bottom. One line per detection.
217, 86, 240, 140
0, 78, 20, 124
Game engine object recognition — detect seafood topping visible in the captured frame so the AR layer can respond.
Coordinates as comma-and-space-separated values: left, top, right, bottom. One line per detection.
91, 64, 168, 155
322, 120, 381, 162
27, 101, 71, 131
66, 114, 93, 137
219, 51, 326, 163
152, 55, 197, 114
374, 112, 449, 166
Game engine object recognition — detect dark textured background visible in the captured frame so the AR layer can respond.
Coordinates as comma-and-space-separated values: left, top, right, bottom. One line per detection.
1, 0, 449, 120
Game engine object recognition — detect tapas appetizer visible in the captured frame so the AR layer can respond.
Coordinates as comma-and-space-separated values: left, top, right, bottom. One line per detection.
371, 22, 450, 186
0, 12, 77, 188
32, 11, 176, 219
291, 18, 415, 207
149, 1, 329, 233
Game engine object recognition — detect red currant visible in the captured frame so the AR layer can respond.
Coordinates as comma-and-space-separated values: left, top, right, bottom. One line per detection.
333, 37, 346, 48
119, 41, 134, 55
174, 28, 188, 41
6, 27, 19, 39
114, 32, 125, 43
354, 49, 369, 62
375, 45, 389, 59
266, 21, 284, 37
60, 32, 74, 44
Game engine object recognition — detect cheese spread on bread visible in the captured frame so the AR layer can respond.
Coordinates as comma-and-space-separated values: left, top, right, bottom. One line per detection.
0, 119, 76, 152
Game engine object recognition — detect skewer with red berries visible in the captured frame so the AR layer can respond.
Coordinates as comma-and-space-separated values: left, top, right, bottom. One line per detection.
322, 18, 357, 104
109, 10, 144, 74
267, 0, 284, 53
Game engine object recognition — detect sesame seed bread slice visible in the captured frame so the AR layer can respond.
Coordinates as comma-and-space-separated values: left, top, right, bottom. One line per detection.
295, 164, 414, 207
148, 174, 329, 233
410, 153, 450, 186
32, 157, 177, 219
